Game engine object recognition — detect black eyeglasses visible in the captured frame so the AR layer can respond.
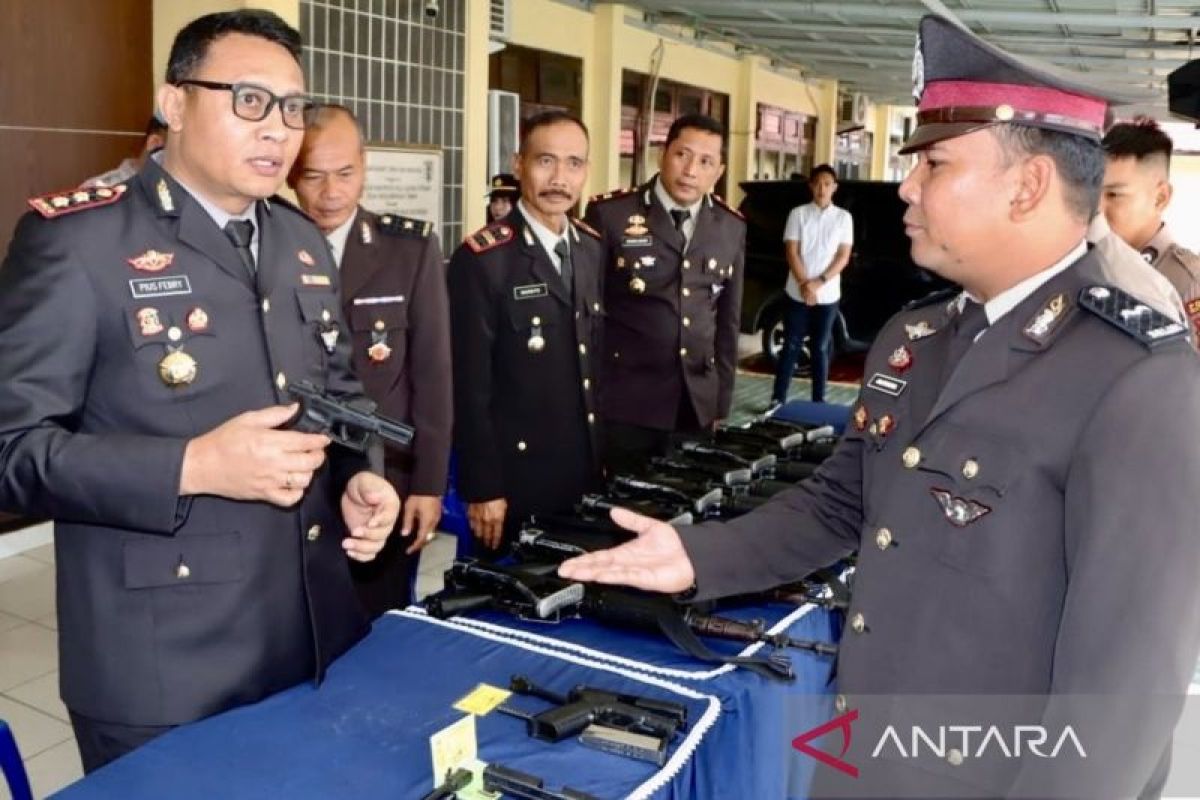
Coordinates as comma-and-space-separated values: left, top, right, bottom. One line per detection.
173, 80, 315, 130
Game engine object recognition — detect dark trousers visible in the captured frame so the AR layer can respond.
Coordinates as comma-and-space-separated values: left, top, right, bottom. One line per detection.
69, 711, 173, 774
772, 299, 838, 403
602, 392, 702, 476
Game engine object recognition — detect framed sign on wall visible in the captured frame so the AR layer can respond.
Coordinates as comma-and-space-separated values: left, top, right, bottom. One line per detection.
361, 144, 444, 236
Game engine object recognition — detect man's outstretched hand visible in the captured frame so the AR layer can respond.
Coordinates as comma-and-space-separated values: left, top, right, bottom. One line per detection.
557, 507, 696, 593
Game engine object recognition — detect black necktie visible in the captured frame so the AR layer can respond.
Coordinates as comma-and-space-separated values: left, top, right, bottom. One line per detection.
553, 238, 574, 295
669, 208, 691, 245
222, 219, 256, 279
939, 299, 989, 390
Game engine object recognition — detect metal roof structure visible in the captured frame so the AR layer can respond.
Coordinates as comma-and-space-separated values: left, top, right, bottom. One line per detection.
605, 0, 1200, 115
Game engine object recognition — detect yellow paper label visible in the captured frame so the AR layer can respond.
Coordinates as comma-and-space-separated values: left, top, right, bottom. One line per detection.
453, 683, 512, 716
430, 714, 477, 782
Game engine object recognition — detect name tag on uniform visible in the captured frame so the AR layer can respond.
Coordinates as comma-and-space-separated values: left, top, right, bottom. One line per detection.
513, 283, 548, 300
129, 275, 192, 299
866, 372, 907, 397
353, 295, 405, 305
300, 274, 332, 287
621, 236, 653, 248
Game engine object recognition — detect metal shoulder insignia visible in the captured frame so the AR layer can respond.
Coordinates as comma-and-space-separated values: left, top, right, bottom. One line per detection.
465, 223, 514, 254
28, 184, 128, 219
587, 187, 634, 205
903, 286, 960, 311
571, 217, 602, 240
379, 214, 433, 239
1078, 285, 1187, 348
710, 193, 745, 221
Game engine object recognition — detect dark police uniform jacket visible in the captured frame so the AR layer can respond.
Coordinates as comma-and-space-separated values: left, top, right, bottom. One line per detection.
681, 249, 1200, 796
339, 208, 452, 498
0, 158, 370, 727
584, 178, 745, 430
447, 208, 603, 529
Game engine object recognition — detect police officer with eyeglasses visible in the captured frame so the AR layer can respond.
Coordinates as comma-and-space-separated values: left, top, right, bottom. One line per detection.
0, 10, 400, 771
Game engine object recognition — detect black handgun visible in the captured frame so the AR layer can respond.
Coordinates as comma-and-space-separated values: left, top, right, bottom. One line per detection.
285, 379, 414, 452
482, 763, 601, 800
515, 516, 637, 563
424, 559, 584, 621
496, 674, 683, 764
420, 767, 472, 800
579, 493, 694, 525
608, 474, 723, 516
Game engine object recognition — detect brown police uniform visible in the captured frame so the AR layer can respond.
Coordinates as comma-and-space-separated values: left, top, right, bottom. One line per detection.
447, 208, 604, 541
337, 208, 452, 615
583, 179, 745, 471
1140, 223, 1200, 339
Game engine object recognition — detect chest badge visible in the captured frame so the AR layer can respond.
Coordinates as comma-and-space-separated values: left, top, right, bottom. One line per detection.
136, 307, 164, 337
887, 345, 913, 373
929, 487, 991, 527
298, 249, 316, 267
904, 320, 936, 341
128, 250, 174, 273
624, 214, 649, 237
852, 403, 868, 432
367, 339, 392, 363
1023, 292, 1068, 345
185, 307, 209, 332
629, 275, 647, 294
158, 348, 197, 387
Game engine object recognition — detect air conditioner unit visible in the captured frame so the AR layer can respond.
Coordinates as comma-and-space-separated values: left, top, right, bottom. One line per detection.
839, 92, 869, 126
489, 0, 511, 42
488, 90, 520, 179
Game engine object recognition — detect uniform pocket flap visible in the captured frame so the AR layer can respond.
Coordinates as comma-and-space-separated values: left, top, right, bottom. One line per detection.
294, 289, 338, 324
123, 532, 244, 589
912, 424, 1015, 495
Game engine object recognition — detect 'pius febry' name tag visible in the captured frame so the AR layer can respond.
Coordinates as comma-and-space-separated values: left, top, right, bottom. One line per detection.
129, 275, 192, 299
513, 283, 548, 300
866, 372, 907, 397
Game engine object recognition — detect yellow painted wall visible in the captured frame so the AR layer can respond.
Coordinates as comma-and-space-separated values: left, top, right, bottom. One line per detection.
462, 0, 492, 236
491, 1, 840, 207
152, 0, 299, 87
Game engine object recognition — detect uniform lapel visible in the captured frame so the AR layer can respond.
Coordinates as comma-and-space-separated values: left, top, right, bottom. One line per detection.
513, 209, 572, 307
684, 196, 716, 257
339, 209, 381, 301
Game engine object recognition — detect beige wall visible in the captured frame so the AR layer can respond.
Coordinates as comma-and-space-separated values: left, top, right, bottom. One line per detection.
152, 0, 300, 87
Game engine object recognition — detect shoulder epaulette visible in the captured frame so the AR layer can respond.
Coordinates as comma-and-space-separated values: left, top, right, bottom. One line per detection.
587, 187, 635, 205
1078, 284, 1187, 348
903, 286, 960, 311
571, 217, 601, 239
1167, 244, 1200, 278
464, 223, 515, 254
29, 184, 127, 219
379, 214, 433, 239
710, 194, 745, 221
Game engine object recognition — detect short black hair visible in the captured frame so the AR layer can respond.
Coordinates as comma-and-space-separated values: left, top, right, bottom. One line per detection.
810, 164, 837, 182
991, 125, 1105, 222
665, 114, 726, 159
145, 115, 167, 137
1102, 118, 1173, 172
519, 110, 589, 150
166, 10, 302, 84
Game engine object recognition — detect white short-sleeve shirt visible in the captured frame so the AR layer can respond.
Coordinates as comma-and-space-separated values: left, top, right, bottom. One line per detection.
782, 202, 854, 304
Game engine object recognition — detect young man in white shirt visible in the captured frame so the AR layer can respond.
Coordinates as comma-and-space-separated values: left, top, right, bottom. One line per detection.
769, 164, 853, 408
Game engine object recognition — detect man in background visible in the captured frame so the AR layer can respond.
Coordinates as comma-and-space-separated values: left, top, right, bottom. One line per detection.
769, 163, 853, 410
447, 111, 604, 551
584, 114, 745, 475
81, 115, 168, 188
290, 104, 451, 616
1101, 118, 1200, 336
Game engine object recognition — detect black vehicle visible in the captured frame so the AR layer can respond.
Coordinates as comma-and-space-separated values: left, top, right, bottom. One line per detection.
737, 179, 951, 365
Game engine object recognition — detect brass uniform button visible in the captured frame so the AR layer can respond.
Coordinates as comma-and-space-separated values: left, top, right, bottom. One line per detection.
682, 259, 691, 269
167, 326, 182, 342
962, 459, 980, 480
682, 317, 691, 327
583, 378, 590, 390
834, 694, 847, 713
587, 413, 595, 424
517, 441, 527, 451
261, 298, 270, 313
850, 612, 866, 634
532, 316, 541, 325
578, 344, 587, 355
682, 287, 691, 297
947, 748, 964, 766
276, 372, 287, 391
679, 347, 688, 357
592, 302, 601, 312
374, 320, 386, 332
307, 524, 321, 542
902, 446, 921, 469
175, 562, 191, 579
875, 527, 893, 550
